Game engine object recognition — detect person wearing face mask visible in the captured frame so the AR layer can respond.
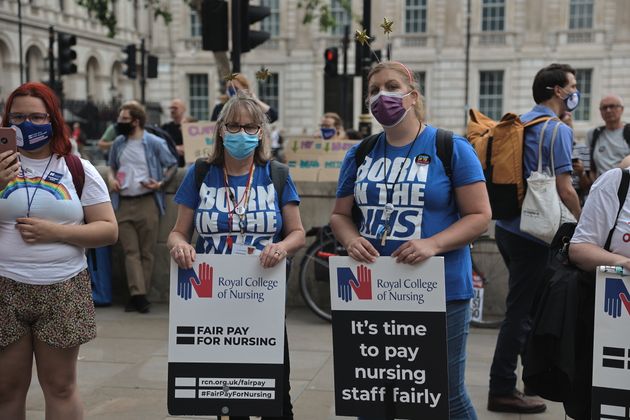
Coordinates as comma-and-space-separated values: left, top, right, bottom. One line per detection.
168, 91, 305, 420
211, 74, 279, 123
108, 101, 177, 313
319, 112, 346, 140
330, 61, 491, 419
0, 82, 118, 419
485, 63, 582, 414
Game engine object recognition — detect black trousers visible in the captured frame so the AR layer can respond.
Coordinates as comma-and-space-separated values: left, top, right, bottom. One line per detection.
227, 328, 293, 420
489, 226, 550, 395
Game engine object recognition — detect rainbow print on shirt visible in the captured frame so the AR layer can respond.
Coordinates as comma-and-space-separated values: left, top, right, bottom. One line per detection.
0, 176, 72, 200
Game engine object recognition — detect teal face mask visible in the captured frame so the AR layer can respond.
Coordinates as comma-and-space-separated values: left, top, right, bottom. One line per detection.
223, 131, 259, 160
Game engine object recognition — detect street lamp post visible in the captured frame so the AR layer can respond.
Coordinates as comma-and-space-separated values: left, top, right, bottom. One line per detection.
18, 0, 24, 84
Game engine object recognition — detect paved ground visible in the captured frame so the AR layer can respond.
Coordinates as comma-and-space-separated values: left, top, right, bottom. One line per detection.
24, 305, 567, 419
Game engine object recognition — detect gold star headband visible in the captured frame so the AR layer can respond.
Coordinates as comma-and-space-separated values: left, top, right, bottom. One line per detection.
255, 67, 272, 82
354, 17, 394, 65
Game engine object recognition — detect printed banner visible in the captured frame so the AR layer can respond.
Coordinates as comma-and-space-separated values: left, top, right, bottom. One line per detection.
592, 267, 630, 420
182, 121, 216, 163
329, 256, 448, 418
167, 255, 286, 417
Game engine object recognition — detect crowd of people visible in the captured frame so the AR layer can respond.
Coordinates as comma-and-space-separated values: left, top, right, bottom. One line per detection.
0, 57, 629, 419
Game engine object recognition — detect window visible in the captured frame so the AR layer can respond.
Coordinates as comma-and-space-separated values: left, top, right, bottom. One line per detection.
479, 70, 504, 121
569, 0, 593, 30
330, 0, 351, 36
257, 72, 279, 115
573, 69, 592, 121
405, 0, 427, 33
482, 0, 505, 32
261, 0, 280, 37
188, 74, 209, 121
190, 9, 201, 37
413, 71, 426, 97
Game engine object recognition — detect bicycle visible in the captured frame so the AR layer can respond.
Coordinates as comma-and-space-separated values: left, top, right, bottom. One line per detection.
299, 227, 507, 327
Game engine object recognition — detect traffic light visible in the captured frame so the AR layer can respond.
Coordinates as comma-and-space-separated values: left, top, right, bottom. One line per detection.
122, 44, 137, 79
239, 0, 270, 53
146, 54, 158, 78
57, 32, 77, 75
324, 47, 338, 77
201, 0, 228, 52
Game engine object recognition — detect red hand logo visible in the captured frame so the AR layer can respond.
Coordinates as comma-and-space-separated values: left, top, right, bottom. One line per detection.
191, 263, 213, 298
350, 264, 372, 300
620, 292, 630, 316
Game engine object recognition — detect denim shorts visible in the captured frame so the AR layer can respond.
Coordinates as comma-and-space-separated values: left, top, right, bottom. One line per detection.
0, 269, 96, 348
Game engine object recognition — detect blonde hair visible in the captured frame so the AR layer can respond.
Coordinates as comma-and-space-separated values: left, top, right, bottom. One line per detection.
367, 62, 425, 122
323, 112, 343, 130
208, 91, 270, 166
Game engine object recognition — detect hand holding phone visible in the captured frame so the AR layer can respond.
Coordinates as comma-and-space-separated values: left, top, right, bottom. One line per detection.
0, 127, 19, 190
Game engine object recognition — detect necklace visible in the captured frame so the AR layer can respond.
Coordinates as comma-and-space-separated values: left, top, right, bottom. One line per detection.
20, 154, 54, 218
377, 124, 423, 246
222, 162, 256, 249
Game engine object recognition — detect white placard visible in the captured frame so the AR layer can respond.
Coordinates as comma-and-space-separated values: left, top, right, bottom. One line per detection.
328, 256, 446, 312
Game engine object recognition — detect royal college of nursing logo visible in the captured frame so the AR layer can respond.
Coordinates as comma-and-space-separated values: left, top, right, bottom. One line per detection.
603, 278, 630, 319
336, 265, 373, 302
177, 263, 213, 301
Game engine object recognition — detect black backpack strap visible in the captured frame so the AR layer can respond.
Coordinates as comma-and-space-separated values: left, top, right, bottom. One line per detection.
269, 159, 289, 204
435, 128, 454, 180
604, 168, 630, 251
589, 125, 604, 174
354, 133, 381, 167
194, 158, 210, 191
623, 123, 630, 148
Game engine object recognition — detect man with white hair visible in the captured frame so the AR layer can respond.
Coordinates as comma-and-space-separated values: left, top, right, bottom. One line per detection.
587, 94, 630, 180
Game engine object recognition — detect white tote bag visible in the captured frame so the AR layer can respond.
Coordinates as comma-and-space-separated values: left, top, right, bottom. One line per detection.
520, 120, 577, 244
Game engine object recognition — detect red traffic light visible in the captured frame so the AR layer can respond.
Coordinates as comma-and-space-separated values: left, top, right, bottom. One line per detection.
324, 47, 338, 77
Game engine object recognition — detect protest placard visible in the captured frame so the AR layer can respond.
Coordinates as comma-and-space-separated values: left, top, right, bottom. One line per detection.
329, 256, 448, 418
591, 267, 630, 419
182, 121, 216, 163
284, 137, 355, 181
167, 255, 286, 417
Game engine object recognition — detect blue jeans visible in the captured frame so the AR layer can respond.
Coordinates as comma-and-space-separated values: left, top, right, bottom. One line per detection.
489, 226, 550, 395
359, 300, 478, 420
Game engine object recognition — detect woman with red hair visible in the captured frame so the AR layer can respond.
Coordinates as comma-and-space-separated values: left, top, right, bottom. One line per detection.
0, 82, 118, 419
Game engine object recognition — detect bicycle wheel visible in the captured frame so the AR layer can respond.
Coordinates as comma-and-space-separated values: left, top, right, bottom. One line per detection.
470, 236, 507, 328
299, 237, 341, 322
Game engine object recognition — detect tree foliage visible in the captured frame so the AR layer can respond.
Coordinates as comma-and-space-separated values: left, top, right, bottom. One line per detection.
297, 0, 353, 31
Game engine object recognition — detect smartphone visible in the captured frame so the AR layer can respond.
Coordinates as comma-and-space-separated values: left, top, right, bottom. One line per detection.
0, 127, 17, 155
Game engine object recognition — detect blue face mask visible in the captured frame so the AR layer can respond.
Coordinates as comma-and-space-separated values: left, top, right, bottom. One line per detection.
320, 127, 336, 140
227, 86, 238, 97
223, 131, 259, 160
12, 121, 53, 151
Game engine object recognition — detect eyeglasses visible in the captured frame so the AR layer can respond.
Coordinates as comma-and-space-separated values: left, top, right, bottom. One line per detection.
600, 104, 623, 111
225, 123, 261, 135
7, 112, 50, 125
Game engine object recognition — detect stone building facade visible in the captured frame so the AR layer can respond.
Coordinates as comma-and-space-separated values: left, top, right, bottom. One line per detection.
1, 0, 630, 140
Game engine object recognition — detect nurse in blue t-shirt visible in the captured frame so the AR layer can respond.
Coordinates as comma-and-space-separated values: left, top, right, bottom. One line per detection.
330, 61, 491, 419
167, 92, 306, 420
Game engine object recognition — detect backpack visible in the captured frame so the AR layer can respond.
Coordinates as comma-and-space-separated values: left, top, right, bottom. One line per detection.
589, 123, 630, 175
467, 109, 552, 220
145, 124, 180, 163
194, 158, 289, 215
351, 128, 454, 227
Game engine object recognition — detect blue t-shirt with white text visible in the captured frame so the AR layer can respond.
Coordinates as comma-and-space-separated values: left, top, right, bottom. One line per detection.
174, 161, 300, 254
336, 125, 485, 301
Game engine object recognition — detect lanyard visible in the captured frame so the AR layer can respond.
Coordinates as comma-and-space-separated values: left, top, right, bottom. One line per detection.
20, 155, 54, 218
223, 162, 255, 248
382, 124, 422, 204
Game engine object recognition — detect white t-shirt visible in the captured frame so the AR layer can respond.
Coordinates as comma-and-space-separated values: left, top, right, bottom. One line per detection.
118, 139, 151, 197
0, 155, 110, 284
572, 167, 630, 257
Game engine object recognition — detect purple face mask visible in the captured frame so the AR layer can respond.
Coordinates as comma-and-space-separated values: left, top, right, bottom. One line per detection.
369, 91, 412, 127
